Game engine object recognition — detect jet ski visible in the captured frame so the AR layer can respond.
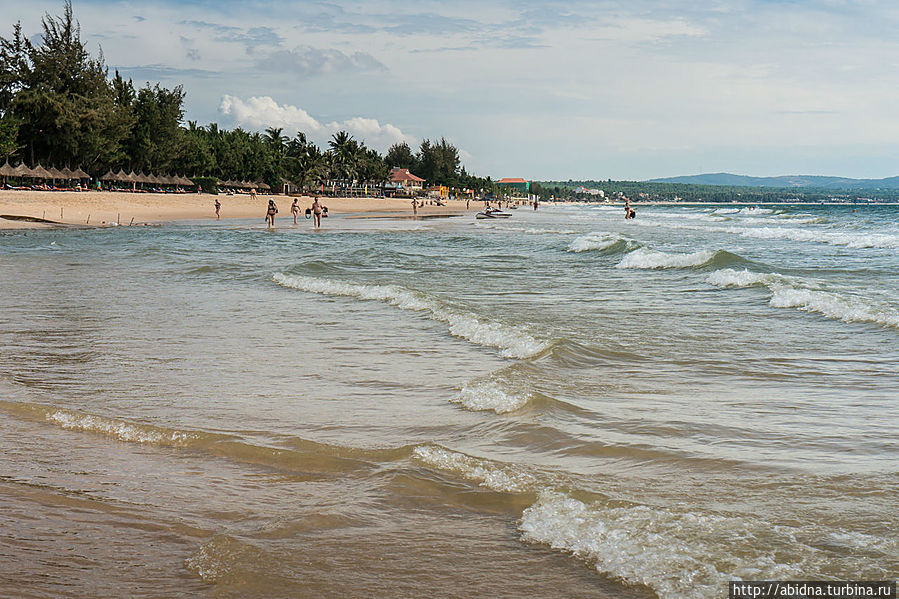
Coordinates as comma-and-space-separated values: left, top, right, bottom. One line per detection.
475, 208, 511, 219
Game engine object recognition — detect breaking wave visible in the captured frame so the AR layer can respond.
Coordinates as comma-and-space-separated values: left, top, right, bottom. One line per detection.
727, 226, 899, 249
451, 379, 532, 414
273, 273, 549, 359
47, 410, 202, 445
519, 491, 835, 599
707, 269, 899, 330
567, 232, 638, 254
411, 444, 880, 599
616, 248, 745, 270
412, 445, 538, 493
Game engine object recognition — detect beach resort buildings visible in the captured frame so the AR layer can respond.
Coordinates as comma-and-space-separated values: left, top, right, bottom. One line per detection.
386, 167, 425, 196
497, 177, 530, 198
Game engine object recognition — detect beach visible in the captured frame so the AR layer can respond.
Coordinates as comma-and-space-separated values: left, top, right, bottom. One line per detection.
1, 203, 897, 598
0, 189, 477, 229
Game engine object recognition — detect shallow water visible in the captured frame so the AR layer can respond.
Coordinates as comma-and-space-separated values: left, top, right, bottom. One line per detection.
1, 204, 897, 598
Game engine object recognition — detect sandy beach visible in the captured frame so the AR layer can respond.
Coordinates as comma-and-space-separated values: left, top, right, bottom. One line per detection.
0, 190, 479, 229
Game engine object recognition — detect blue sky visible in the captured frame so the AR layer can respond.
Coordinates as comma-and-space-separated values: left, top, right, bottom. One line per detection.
6, 0, 899, 180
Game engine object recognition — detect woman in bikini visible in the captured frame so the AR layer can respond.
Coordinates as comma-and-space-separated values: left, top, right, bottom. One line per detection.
266, 199, 278, 228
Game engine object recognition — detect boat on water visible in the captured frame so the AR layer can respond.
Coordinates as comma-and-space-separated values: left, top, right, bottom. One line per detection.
475, 208, 511, 219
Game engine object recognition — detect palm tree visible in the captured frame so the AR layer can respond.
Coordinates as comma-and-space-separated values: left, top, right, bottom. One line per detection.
328, 130, 359, 185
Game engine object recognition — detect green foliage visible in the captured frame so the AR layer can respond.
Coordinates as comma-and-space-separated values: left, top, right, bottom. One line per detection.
190, 176, 217, 195
124, 82, 185, 172
0, 114, 21, 159
0, 2, 492, 192
385, 142, 415, 170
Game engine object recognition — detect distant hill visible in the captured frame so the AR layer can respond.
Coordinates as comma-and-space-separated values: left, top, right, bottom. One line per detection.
649, 172, 899, 190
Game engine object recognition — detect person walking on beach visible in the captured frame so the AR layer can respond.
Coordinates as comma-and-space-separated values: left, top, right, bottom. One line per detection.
412, 198, 418, 217
291, 198, 299, 224
266, 198, 278, 228
311, 196, 323, 229
250, 187, 257, 201
214, 198, 221, 220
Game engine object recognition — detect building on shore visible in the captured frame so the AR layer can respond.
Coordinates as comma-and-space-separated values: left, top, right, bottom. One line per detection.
497, 177, 529, 197
386, 168, 425, 196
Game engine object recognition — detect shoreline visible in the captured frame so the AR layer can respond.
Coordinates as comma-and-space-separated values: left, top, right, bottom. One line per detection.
0, 190, 481, 229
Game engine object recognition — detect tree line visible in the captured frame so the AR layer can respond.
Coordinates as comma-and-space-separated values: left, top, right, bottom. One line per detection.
0, 2, 498, 195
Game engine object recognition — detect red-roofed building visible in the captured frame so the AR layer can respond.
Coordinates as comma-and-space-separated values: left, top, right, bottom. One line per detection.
497, 177, 529, 194
387, 167, 425, 196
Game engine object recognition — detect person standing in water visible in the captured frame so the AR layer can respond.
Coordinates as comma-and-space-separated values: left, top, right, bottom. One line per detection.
266, 198, 278, 228
291, 198, 299, 224
311, 196, 323, 229
214, 198, 221, 220
412, 198, 418, 217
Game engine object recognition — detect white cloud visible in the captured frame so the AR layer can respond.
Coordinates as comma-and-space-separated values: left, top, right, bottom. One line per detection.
219, 95, 413, 151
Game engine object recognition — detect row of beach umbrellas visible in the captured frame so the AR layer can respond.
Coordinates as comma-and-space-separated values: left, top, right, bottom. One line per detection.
1, 161, 272, 191
220, 179, 271, 191
99, 169, 194, 187
0, 162, 90, 180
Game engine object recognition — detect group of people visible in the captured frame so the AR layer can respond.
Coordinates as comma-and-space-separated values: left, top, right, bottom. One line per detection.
213, 197, 326, 228
267, 198, 325, 228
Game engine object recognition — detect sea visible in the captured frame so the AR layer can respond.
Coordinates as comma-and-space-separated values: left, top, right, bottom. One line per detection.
1, 203, 897, 598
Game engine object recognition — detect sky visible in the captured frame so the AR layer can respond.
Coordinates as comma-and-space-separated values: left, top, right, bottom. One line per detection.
5, 0, 899, 180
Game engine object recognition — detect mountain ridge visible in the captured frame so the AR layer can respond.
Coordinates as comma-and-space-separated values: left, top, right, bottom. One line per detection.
648, 172, 899, 190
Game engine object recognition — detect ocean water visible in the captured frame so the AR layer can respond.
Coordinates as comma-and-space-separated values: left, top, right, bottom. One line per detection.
1, 204, 897, 598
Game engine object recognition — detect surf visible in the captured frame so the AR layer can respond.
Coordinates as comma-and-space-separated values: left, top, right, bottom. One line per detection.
567, 232, 639, 254
707, 268, 899, 330
616, 247, 748, 270
273, 272, 550, 359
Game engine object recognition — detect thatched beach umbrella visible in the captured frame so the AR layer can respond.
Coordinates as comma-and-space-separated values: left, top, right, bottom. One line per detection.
31, 164, 53, 179
73, 168, 90, 179
114, 169, 129, 182
47, 166, 66, 180
0, 161, 15, 177
13, 163, 34, 177
60, 167, 77, 179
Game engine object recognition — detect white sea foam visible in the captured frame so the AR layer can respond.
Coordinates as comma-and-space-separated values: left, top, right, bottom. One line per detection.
768, 287, 899, 328
273, 273, 548, 358
47, 410, 194, 444
625, 215, 896, 249
725, 226, 899, 249
412, 445, 537, 493
519, 492, 819, 599
567, 232, 635, 253
707, 269, 899, 329
705, 269, 789, 288
616, 247, 718, 269
451, 380, 531, 414
475, 223, 576, 234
